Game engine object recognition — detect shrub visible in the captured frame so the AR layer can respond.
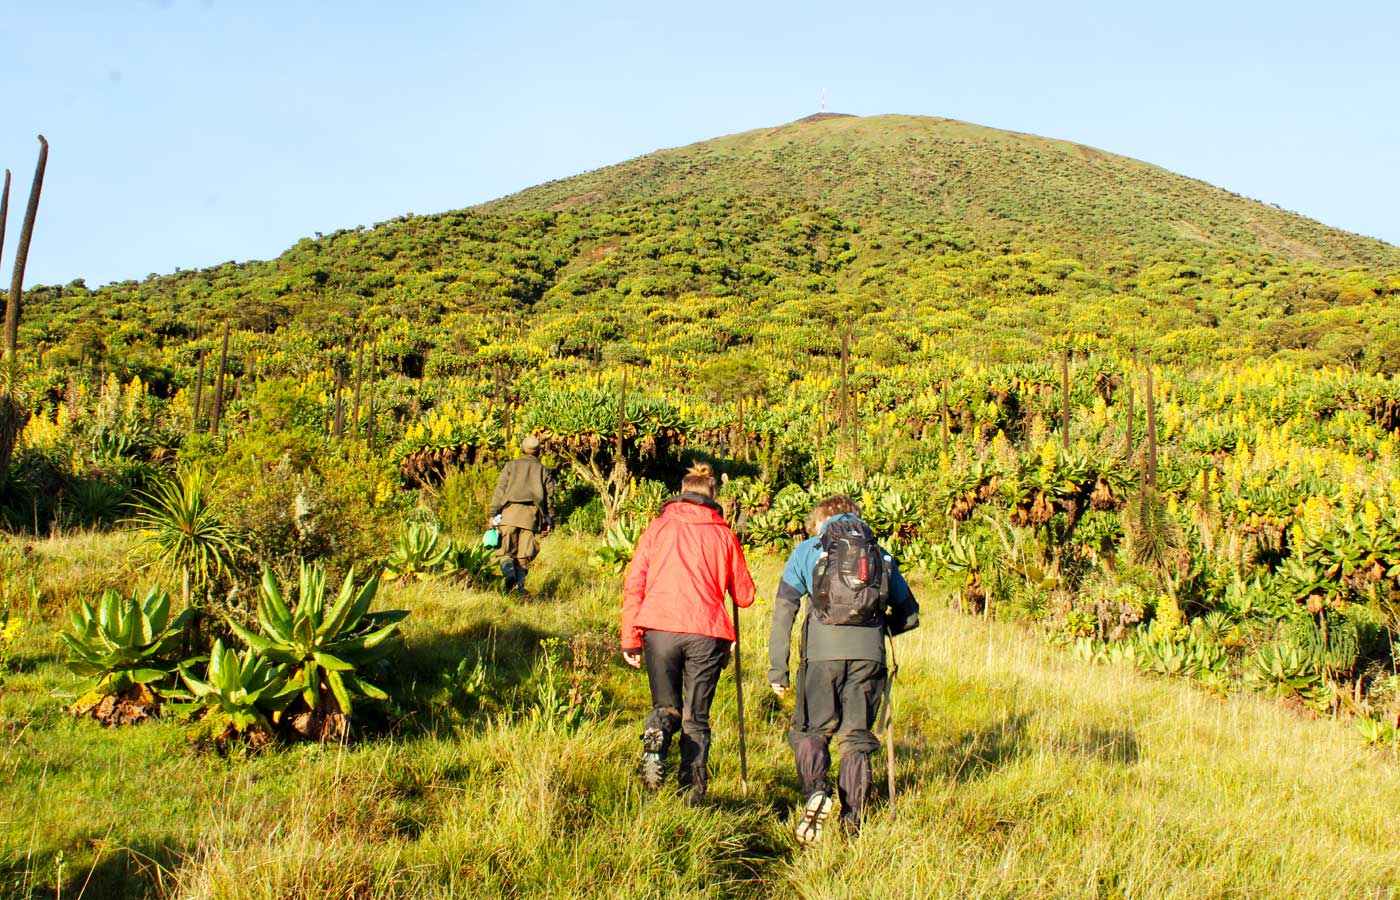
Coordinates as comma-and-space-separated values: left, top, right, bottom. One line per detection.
61, 586, 191, 725
431, 464, 501, 537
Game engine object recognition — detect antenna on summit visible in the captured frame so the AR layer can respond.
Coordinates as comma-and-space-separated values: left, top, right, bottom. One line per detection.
820, 88, 827, 113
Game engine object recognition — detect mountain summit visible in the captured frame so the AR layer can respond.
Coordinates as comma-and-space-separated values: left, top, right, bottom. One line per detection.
489, 114, 1399, 269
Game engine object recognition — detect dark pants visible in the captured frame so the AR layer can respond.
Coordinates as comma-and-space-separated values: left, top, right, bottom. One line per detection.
789, 659, 888, 823
495, 525, 539, 593
642, 630, 731, 791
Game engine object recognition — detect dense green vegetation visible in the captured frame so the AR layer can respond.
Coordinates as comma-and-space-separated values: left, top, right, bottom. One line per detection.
3, 113, 1400, 897
5, 537, 1400, 898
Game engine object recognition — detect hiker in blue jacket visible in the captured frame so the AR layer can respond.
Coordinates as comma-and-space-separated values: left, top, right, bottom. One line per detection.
768, 494, 919, 844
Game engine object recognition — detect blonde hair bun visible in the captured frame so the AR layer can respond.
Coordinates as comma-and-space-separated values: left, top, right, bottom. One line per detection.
680, 462, 718, 499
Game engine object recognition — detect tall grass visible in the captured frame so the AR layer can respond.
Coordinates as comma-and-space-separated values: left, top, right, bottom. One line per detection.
3, 532, 1399, 898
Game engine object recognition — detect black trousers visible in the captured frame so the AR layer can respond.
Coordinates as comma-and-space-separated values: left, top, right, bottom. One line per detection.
642, 630, 731, 788
789, 659, 888, 821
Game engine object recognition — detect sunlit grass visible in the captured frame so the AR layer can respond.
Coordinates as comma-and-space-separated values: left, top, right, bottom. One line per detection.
2, 532, 1399, 898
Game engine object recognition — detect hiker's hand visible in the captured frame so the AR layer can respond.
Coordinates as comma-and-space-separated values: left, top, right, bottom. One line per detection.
622, 650, 643, 668
770, 682, 788, 699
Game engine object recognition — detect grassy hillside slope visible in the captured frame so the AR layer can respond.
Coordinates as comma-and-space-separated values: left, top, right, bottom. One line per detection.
489, 114, 1400, 269
19, 113, 1400, 380
3, 534, 1399, 899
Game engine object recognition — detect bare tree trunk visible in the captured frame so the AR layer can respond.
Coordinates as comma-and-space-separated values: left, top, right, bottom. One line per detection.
839, 329, 850, 446
192, 349, 206, 429
351, 326, 365, 433
210, 322, 229, 435
1125, 349, 1138, 458
0, 168, 14, 479
332, 367, 346, 438
0, 141, 48, 487
1124, 381, 1135, 457
737, 394, 746, 461
940, 379, 951, 457
1144, 365, 1158, 488
1060, 348, 1071, 451
605, 368, 629, 528
0, 169, 10, 277
6, 138, 47, 360
366, 353, 378, 444
615, 367, 628, 460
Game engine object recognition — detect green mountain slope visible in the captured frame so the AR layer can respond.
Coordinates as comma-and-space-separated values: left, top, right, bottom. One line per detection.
488, 114, 1400, 269
21, 112, 1400, 378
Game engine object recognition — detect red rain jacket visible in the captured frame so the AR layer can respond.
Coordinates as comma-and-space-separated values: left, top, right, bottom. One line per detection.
620, 495, 756, 651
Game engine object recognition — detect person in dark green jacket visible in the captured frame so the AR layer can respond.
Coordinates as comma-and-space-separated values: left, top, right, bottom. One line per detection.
489, 435, 554, 594
769, 494, 919, 844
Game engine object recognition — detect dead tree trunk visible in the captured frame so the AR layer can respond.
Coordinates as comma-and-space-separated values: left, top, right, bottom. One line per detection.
192, 349, 206, 429
365, 353, 378, 444
6, 136, 48, 361
940, 380, 951, 456
1125, 349, 1138, 458
331, 367, 346, 438
1124, 381, 1135, 457
0, 169, 10, 277
839, 330, 851, 447
209, 322, 230, 435
1060, 347, 1071, 451
615, 367, 628, 460
1144, 366, 1159, 488
0, 140, 48, 486
351, 327, 365, 433
604, 367, 630, 528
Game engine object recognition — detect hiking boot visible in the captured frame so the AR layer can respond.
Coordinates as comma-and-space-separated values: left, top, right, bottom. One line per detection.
839, 811, 861, 839
795, 791, 833, 846
679, 769, 707, 807
638, 728, 666, 791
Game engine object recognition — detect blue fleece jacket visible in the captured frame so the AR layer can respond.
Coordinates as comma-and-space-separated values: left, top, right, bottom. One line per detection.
767, 513, 920, 686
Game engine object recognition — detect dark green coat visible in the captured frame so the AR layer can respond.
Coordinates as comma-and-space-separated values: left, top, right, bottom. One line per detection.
490, 455, 554, 530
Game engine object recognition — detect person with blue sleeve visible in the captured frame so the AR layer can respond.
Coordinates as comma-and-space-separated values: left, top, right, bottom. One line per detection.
768, 494, 919, 844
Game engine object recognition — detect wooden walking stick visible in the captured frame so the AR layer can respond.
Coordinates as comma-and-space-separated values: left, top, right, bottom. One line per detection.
731, 596, 749, 796
884, 629, 899, 818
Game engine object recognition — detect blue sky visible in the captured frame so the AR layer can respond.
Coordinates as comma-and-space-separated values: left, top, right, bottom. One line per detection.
4, 0, 1398, 288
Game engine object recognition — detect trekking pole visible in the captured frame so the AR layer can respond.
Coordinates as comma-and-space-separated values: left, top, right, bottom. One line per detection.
731, 597, 750, 796
884, 629, 899, 818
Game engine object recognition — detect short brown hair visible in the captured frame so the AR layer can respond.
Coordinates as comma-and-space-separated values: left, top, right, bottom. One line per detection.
808, 495, 860, 534
681, 463, 717, 499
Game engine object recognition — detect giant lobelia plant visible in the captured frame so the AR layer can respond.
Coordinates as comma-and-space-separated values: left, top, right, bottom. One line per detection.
229, 564, 405, 741
383, 520, 452, 582
60, 586, 192, 725
178, 638, 300, 749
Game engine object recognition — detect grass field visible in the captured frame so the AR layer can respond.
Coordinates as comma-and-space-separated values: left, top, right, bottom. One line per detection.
3, 532, 1400, 899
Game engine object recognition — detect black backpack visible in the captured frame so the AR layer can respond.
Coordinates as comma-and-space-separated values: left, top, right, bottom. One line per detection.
811, 518, 889, 626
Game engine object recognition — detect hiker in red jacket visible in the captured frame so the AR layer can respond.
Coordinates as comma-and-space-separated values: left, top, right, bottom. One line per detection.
621, 463, 756, 805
